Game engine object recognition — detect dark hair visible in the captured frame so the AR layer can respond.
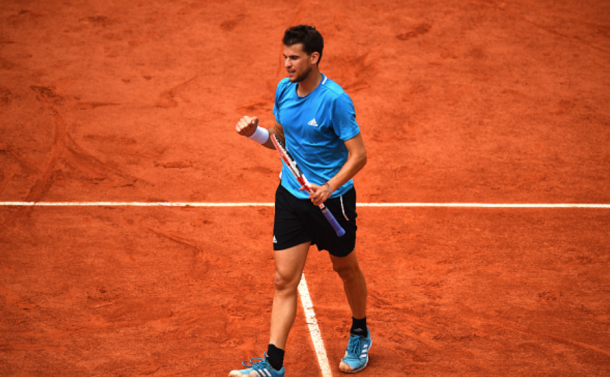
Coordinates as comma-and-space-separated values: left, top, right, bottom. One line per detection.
283, 25, 324, 64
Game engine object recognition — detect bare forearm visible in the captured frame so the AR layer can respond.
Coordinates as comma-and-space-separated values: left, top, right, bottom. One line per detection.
327, 150, 367, 193
327, 133, 367, 194
297, 133, 367, 206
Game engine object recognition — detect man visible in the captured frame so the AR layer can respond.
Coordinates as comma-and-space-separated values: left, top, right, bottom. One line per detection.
232, 25, 370, 376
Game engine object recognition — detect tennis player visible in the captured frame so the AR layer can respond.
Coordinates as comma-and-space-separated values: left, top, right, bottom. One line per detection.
231, 25, 370, 376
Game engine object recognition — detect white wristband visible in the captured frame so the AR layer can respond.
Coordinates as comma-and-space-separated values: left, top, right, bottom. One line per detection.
248, 126, 270, 144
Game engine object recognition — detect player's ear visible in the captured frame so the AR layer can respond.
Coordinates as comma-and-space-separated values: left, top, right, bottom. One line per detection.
310, 52, 320, 65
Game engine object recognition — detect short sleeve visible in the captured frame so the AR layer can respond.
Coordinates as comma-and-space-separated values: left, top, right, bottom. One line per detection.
332, 93, 360, 141
273, 79, 291, 124
273, 95, 281, 124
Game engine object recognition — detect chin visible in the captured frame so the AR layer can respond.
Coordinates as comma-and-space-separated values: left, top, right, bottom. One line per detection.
291, 73, 308, 83
287, 67, 310, 83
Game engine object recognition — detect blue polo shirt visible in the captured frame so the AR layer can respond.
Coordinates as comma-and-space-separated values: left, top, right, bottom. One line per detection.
273, 74, 360, 199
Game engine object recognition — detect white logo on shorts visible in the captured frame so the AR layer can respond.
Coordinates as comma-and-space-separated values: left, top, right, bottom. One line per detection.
273, 235, 277, 244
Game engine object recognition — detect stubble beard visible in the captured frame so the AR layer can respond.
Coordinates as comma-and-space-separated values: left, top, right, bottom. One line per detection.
291, 65, 312, 83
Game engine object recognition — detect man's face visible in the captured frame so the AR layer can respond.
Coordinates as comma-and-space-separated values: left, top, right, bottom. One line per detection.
283, 43, 318, 83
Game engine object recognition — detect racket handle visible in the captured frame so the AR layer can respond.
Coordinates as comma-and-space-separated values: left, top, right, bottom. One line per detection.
320, 206, 346, 237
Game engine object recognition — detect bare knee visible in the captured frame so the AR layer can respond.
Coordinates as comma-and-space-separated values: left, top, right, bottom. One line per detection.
274, 270, 300, 294
333, 262, 362, 283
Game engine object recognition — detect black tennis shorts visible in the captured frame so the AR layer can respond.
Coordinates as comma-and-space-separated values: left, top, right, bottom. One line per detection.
273, 184, 358, 257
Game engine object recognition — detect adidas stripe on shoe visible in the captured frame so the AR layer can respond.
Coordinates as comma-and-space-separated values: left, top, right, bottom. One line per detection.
229, 353, 285, 377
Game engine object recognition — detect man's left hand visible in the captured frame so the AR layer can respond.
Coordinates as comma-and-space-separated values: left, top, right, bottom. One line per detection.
302, 183, 332, 206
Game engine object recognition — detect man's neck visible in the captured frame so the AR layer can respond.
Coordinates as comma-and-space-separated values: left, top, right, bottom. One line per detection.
296, 70, 322, 97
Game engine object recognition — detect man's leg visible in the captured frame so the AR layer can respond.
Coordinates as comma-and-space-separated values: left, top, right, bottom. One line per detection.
269, 241, 311, 350
330, 250, 371, 374
329, 250, 367, 320
229, 241, 309, 377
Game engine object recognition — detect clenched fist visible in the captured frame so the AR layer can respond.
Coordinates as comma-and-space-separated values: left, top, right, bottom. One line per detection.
235, 116, 259, 137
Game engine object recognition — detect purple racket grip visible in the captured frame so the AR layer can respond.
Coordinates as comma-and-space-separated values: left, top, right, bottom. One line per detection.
321, 206, 346, 237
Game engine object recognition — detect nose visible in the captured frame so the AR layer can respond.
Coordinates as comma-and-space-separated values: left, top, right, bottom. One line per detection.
284, 57, 291, 68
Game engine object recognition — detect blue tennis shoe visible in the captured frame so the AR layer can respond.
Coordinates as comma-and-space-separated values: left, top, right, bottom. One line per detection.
229, 353, 285, 377
339, 329, 372, 373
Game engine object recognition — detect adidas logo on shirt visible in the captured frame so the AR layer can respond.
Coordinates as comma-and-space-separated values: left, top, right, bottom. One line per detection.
308, 118, 319, 127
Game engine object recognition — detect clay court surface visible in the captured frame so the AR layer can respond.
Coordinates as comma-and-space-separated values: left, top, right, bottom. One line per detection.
1, 0, 610, 376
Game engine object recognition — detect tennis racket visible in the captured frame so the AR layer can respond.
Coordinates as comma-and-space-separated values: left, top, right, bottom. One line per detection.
270, 134, 346, 237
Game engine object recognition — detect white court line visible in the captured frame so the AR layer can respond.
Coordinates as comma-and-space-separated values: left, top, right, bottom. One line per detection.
0, 202, 609, 208
298, 273, 333, 377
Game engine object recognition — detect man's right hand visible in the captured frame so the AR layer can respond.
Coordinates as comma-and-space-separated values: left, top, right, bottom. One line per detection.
235, 116, 259, 137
